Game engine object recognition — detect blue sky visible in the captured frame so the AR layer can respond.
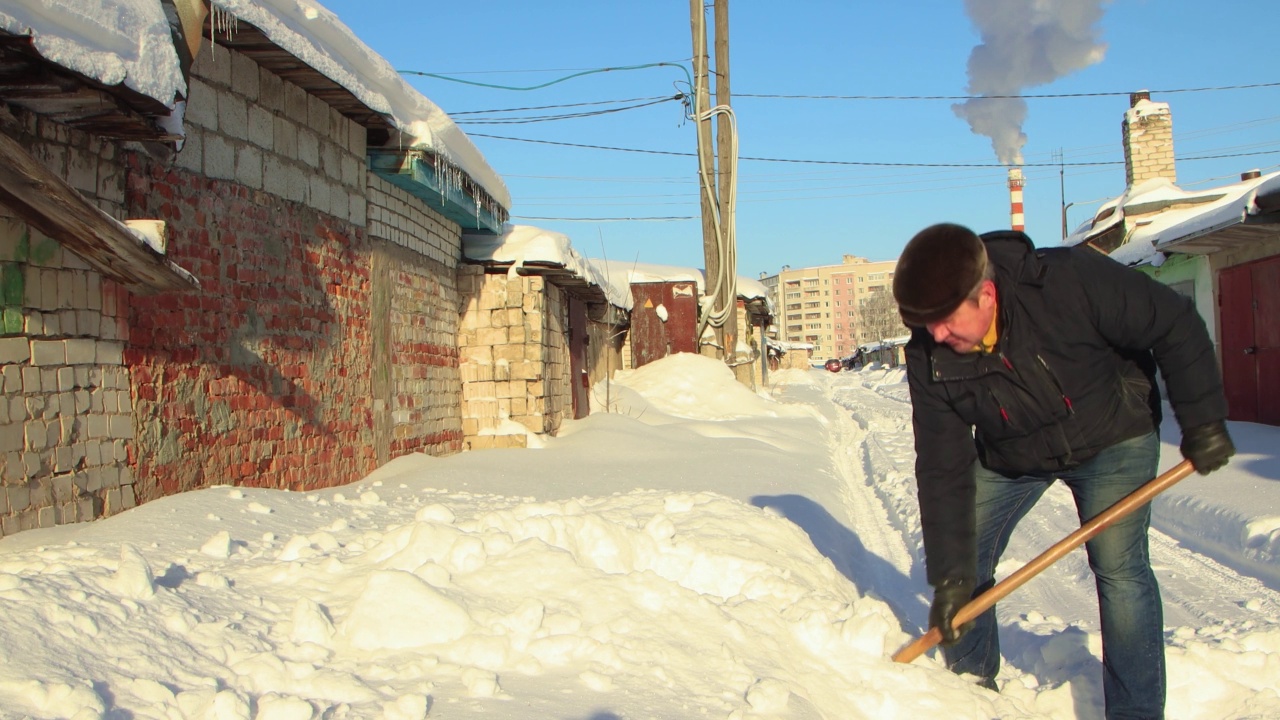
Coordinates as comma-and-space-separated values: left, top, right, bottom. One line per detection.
317, 0, 1279, 277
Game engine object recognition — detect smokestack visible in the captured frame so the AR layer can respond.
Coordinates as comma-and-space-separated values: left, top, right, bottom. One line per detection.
1008, 168, 1025, 232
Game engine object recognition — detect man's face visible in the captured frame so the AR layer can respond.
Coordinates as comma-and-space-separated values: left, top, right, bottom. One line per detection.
925, 280, 997, 353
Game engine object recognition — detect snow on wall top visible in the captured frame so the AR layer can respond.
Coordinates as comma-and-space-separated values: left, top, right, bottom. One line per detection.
0, 0, 185, 105
463, 225, 633, 311
1, 0, 510, 211
1124, 98, 1171, 124
461, 230, 775, 317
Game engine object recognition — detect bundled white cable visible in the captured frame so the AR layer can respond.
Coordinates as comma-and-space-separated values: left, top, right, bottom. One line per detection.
688, 6, 738, 345
695, 105, 738, 338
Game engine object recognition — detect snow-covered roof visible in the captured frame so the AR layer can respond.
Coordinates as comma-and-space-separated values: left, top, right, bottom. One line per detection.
1065, 172, 1280, 266
591, 259, 772, 304
461, 228, 777, 319
0, 0, 510, 211
463, 225, 633, 310
0, 0, 184, 105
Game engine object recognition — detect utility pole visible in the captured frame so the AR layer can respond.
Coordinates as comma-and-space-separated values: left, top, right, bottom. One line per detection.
714, 0, 748, 384
689, 0, 720, 359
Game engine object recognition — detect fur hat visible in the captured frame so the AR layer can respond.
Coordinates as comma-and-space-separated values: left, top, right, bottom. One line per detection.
892, 223, 988, 327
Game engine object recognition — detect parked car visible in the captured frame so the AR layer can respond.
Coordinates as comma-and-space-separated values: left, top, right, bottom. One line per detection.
824, 358, 843, 373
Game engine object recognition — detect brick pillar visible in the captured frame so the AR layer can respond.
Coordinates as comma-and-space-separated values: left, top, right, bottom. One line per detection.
1122, 91, 1176, 187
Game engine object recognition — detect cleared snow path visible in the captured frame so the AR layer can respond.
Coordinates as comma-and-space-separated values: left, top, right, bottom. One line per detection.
812, 367, 1280, 718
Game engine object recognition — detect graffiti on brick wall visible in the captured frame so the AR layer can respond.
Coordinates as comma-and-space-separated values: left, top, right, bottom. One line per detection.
124, 157, 377, 499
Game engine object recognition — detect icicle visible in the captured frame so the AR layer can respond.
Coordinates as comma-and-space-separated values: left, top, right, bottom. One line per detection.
207, 3, 239, 58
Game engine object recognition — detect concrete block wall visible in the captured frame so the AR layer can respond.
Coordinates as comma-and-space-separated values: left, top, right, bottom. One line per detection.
458, 270, 573, 449
0, 111, 137, 536
180, 43, 367, 225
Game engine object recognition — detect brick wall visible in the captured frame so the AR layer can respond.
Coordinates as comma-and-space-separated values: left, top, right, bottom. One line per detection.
0, 111, 137, 535
120, 45, 384, 501
367, 175, 465, 460
1123, 100, 1176, 187
125, 156, 376, 499
458, 269, 573, 448
0, 41, 488, 536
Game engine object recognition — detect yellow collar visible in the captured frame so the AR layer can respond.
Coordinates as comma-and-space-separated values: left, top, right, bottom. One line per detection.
974, 299, 1000, 353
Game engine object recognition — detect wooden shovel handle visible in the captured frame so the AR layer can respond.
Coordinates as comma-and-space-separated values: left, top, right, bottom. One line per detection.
893, 458, 1195, 664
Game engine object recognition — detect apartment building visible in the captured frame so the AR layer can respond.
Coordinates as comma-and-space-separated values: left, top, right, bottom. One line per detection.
760, 255, 897, 359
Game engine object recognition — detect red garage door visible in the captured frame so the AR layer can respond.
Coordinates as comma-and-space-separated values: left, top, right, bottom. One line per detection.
1220, 256, 1280, 426
630, 282, 698, 368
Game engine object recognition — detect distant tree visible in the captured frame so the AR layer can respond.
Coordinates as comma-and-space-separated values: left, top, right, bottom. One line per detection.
858, 287, 906, 344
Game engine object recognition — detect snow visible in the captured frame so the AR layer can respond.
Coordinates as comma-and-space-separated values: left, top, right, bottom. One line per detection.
1065, 172, 1280, 267
461, 228, 774, 316
592, 258, 773, 318
2, 354, 1278, 719
0, 0, 511, 212
462, 225, 633, 311
0, 0, 184, 108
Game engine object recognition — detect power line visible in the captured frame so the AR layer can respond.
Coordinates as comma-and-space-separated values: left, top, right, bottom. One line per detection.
455, 96, 682, 125
449, 96, 678, 116
399, 62, 692, 92
512, 215, 696, 222
736, 81, 1280, 101
469, 132, 1280, 168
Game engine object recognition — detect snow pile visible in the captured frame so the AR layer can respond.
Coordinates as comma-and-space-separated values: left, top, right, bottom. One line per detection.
0, 354, 1277, 719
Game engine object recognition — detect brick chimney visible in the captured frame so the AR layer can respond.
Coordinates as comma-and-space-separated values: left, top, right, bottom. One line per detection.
1122, 91, 1176, 186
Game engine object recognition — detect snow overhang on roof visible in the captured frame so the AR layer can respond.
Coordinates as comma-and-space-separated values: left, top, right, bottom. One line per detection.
208, 1, 511, 228
589, 259, 776, 326
0, 0, 191, 141
462, 225, 633, 316
1064, 173, 1280, 265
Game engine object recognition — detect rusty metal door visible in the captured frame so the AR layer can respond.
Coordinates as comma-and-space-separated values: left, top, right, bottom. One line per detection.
630, 281, 698, 368
568, 295, 590, 419
1220, 256, 1280, 426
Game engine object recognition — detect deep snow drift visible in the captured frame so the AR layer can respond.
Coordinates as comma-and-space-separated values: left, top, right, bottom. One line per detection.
0, 354, 1277, 719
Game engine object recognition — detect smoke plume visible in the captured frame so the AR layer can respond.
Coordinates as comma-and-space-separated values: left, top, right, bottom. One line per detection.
952, 0, 1109, 165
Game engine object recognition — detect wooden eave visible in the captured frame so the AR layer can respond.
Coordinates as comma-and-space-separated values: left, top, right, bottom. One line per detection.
0, 125, 197, 293
1154, 215, 1280, 255
742, 297, 772, 326
1151, 188, 1280, 255
0, 33, 177, 141
204, 18, 395, 146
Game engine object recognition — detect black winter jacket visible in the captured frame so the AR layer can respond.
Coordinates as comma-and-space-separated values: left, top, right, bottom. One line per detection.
905, 230, 1228, 586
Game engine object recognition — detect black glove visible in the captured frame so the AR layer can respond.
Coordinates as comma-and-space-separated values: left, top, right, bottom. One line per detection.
1180, 420, 1235, 475
929, 577, 976, 646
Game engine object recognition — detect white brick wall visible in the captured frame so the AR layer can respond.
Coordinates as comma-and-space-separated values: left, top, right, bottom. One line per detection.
0, 114, 137, 537
367, 175, 462, 268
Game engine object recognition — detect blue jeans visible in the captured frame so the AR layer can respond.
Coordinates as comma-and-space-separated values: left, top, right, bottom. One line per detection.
942, 432, 1164, 720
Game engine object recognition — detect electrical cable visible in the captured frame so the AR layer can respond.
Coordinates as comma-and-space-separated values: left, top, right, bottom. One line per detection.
399, 62, 693, 93
512, 215, 696, 221
469, 132, 1280, 168
455, 95, 683, 125
735, 81, 1280, 101
449, 95, 678, 115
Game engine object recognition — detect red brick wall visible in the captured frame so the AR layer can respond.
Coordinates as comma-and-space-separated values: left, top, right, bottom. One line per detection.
123, 154, 376, 501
